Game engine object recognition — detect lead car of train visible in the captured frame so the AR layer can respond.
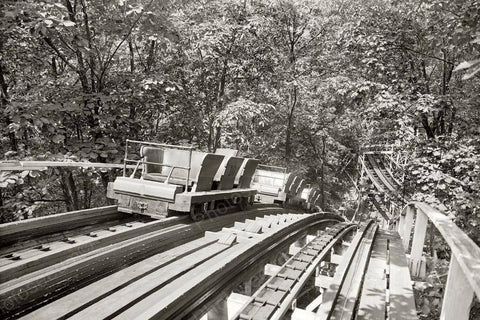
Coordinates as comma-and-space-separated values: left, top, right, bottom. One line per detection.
107, 140, 317, 220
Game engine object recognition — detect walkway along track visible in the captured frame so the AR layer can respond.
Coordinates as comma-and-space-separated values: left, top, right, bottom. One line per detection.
226, 220, 418, 320
316, 221, 377, 319
289, 222, 417, 320
0, 205, 295, 319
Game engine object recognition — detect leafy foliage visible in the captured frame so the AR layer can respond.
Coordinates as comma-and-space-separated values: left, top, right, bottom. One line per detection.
0, 0, 479, 241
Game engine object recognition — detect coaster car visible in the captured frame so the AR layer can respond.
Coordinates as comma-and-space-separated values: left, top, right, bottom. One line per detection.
107, 140, 259, 220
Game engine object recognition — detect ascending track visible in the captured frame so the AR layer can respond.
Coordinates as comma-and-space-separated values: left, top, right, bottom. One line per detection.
363, 153, 402, 200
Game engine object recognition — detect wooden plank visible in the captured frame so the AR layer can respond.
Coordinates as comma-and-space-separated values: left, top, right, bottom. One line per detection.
20, 237, 217, 320
360, 157, 385, 193
329, 224, 377, 320
0, 217, 172, 283
1, 207, 279, 319
111, 215, 327, 320
366, 154, 396, 193
440, 256, 474, 320
357, 233, 387, 320
316, 223, 372, 319
387, 231, 417, 320
409, 210, 428, 278
402, 206, 414, 251
414, 202, 480, 298
0, 205, 119, 239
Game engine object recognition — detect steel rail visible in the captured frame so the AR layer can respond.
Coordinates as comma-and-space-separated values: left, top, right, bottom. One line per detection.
367, 154, 402, 195
327, 223, 377, 319
0, 214, 149, 257
181, 218, 344, 320
0, 205, 121, 245
359, 156, 385, 194
0, 215, 175, 283
376, 154, 403, 188
365, 154, 397, 194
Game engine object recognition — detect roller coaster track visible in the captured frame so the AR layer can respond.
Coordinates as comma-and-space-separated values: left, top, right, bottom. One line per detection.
232, 223, 356, 320
1, 153, 479, 320
0, 205, 294, 319
0, 206, 478, 320
4, 211, 341, 320
360, 152, 405, 221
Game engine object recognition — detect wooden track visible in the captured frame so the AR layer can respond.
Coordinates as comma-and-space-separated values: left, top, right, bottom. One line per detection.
110, 214, 341, 320
9, 211, 343, 320
0, 205, 123, 247
232, 223, 355, 320
0, 205, 294, 319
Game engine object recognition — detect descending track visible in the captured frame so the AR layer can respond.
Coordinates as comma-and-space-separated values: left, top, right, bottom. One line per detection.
232, 223, 355, 320
2, 148, 479, 320
0, 205, 294, 319
3, 211, 342, 320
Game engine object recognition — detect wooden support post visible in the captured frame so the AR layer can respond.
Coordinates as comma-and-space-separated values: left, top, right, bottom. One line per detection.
409, 210, 428, 278
440, 256, 474, 320
227, 293, 250, 319
207, 298, 228, 320
315, 274, 333, 289
398, 213, 405, 235
402, 205, 415, 252
244, 278, 252, 296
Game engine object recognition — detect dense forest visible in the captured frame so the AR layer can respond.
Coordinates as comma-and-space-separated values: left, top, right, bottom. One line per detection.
0, 0, 479, 317
1, 0, 479, 235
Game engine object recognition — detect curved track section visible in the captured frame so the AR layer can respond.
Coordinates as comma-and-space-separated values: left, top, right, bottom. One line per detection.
232, 222, 355, 320
112, 213, 341, 320
13, 212, 342, 320
362, 153, 402, 200
1, 205, 291, 319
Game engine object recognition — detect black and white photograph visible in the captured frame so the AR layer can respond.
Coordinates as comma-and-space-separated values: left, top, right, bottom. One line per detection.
0, 0, 479, 319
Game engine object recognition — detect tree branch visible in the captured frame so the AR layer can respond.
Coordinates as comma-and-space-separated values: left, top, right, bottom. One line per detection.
98, 0, 155, 84
392, 44, 455, 65
42, 36, 78, 72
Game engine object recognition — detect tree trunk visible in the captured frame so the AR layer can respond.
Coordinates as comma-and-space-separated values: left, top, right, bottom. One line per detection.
319, 136, 326, 209
128, 38, 135, 73
66, 171, 80, 210
213, 54, 230, 151
146, 40, 156, 72
285, 84, 297, 165
420, 113, 435, 139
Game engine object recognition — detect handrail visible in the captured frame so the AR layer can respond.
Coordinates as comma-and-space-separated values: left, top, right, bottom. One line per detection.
124, 140, 193, 189
395, 201, 480, 319
124, 159, 190, 177
0, 161, 136, 171
125, 139, 194, 150
257, 164, 287, 171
